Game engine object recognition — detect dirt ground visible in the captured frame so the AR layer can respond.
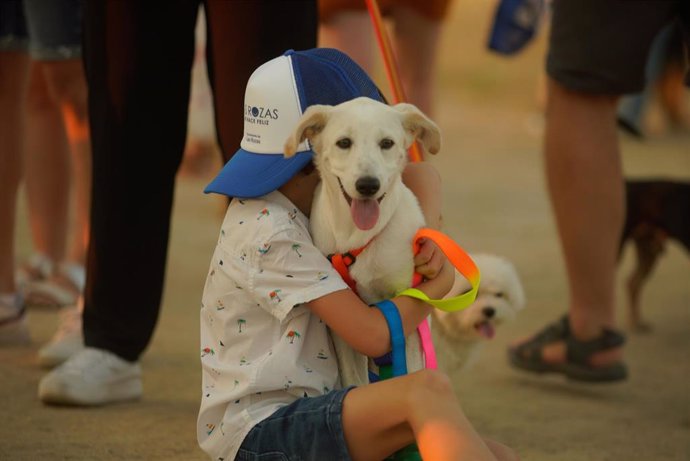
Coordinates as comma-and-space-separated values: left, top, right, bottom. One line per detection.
1, 2, 688, 460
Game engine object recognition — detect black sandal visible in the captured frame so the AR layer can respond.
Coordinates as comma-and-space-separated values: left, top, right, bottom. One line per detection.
508, 315, 628, 382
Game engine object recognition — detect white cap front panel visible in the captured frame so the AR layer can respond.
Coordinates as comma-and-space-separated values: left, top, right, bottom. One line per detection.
240, 55, 310, 155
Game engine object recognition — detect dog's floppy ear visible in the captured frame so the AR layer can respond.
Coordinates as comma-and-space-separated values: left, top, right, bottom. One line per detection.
284, 105, 331, 158
393, 103, 441, 155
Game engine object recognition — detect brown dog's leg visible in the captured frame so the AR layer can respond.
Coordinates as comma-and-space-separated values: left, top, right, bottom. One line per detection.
626, 226, 666, 332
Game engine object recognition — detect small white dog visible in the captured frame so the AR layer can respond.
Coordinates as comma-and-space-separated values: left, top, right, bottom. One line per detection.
284, 97, 441, 385
433, 253, 526, 373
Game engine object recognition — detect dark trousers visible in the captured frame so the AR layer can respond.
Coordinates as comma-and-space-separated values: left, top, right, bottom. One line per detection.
82, 0, 317, 361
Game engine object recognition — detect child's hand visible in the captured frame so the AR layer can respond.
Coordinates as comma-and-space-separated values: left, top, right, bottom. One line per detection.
414, 238, 444, 280
414, 239, 454, 300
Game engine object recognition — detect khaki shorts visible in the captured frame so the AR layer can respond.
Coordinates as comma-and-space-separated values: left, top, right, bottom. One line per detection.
547, 0, 689, 94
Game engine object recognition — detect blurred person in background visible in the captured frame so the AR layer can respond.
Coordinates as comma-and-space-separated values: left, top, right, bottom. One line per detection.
38, 0, 318, 406
319, 0, 453, 115
509, 0, 688, 383
0, 0, 90, 358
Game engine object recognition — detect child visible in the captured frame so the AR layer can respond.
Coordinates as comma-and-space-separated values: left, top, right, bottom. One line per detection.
199, 48, 512, 461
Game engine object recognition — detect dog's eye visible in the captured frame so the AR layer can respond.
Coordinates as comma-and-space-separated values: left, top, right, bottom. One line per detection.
379, 138, 394, 150
495, 292, 504, 298
336, 138, 352, 149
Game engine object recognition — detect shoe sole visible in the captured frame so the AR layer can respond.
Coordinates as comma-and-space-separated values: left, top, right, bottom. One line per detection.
39, 377, 143, 406
508, 350, 628, 383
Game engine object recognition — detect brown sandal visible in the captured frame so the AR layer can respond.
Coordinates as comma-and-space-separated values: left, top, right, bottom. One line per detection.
508, 315, 628, 382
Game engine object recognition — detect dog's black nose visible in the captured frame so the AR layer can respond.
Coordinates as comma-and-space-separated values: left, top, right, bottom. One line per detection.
355, 176, 380, 197
482, 307, 495, 318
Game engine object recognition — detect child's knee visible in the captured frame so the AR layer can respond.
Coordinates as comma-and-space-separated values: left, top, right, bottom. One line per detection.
407, 369, 455, 402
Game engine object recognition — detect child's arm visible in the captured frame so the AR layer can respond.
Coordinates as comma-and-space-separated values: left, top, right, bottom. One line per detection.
307, 257, 454, 358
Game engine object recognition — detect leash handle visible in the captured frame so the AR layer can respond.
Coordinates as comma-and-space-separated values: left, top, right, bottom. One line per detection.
373, 300, 407, 377
401, 228, 481, 312
365, 0, 423, 163
416, 318, 437, 370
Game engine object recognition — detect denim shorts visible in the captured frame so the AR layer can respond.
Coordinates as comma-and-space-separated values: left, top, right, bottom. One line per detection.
0, 0, 82, 60
236, 387, 354, 461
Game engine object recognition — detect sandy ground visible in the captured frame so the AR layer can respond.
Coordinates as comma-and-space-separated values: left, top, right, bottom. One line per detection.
1, 2, 689, 460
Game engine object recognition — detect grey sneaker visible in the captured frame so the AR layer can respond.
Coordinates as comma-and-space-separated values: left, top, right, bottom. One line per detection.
0, 293, 30, 346
38, 304, 84, 368
38, 347, 142, 406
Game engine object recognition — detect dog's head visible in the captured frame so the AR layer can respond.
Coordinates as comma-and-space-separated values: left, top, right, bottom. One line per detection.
284, 97, 441, 230
434, 254, 526, 342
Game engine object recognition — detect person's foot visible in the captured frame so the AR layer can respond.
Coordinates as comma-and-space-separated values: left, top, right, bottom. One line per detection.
508, 315, 627, 382
0, 293, 30, 346
38, 347, 142, 406
38, 303, 84, 368
24, 262, 84, 308
15, 253, 53, 288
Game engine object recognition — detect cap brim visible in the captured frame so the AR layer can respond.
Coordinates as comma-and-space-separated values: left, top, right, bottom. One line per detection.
204, 147, 313, 198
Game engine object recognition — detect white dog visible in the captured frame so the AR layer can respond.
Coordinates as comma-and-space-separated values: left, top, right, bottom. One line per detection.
433, 253, 526, 373
284, 97, 441, 386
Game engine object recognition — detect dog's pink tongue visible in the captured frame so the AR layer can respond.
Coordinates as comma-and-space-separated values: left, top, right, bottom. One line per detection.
477, 322, 495, 339
350, 198, 380, 230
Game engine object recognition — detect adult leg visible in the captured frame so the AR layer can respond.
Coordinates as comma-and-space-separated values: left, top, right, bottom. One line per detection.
542, 79, 624, 363
390, 6, 443, 115
40, 59, 91, 268
205, 0, 318, 161
80, 0, 198, 361
0, 52, 30, 295
509, 0, 679, 382
28, 60, 90, 364
318, 10, 375, 78
0, 51, 30, 344
24, 62, 71, 273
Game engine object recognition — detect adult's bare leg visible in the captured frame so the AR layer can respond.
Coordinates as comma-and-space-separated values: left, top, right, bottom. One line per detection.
0, 52, 30, 294
41, 59, 91, 266
24, 62, 70, 268
541, 78, 624, 367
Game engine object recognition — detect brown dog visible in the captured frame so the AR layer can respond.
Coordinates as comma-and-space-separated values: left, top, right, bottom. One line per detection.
620, 179, 690, 331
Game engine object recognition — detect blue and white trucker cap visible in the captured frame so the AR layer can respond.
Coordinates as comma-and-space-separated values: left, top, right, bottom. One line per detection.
205, 48, 384, 198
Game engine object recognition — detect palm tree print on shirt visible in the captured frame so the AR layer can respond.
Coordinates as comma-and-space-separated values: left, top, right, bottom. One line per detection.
257, 208, 270, 220
291, 243, 302, 257
287, 330, 301, 344
237, 319, 246, 333
269, 290, 282, 302
201, 347, 215, 357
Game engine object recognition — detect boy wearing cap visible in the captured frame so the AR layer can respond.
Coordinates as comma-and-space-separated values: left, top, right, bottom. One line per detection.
198, 49, 510, 461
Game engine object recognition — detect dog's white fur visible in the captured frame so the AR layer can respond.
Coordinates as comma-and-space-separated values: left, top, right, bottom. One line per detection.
433, 253, 526, 373
284, 97, 441, 386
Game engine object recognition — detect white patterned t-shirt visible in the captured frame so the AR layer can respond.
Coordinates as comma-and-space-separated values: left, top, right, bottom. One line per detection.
197, 191, 349, 461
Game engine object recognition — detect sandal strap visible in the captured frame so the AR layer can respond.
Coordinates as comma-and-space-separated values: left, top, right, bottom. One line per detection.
515, 315, 625, 365
566, 327, 626, 366
514, 315, 569, 360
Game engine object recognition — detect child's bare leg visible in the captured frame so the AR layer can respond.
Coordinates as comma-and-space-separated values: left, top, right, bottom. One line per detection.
484, 438, 521, 461
342, 369, 497, 461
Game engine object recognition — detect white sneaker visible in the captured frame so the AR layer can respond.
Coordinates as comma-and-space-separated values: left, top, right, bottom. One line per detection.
0, 293, 30, 346
38, 304, 84, 368
38, 347, 142, 406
